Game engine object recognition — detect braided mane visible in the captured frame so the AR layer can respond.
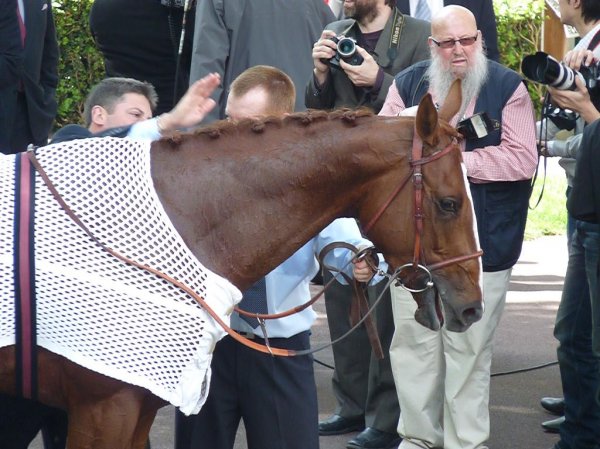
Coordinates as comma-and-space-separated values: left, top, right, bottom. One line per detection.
184, 107, 375, 141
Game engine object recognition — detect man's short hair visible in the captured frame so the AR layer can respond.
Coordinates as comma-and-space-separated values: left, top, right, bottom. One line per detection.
385, 0, 396, 7
83, 77, 158, 127
229, 65, 296, 115
581, 0, 600, 23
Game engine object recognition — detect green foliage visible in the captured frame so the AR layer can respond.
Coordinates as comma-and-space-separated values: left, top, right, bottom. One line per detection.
52, 0, 105, 128
494, 0, 546, 114
525, 166, 568, 240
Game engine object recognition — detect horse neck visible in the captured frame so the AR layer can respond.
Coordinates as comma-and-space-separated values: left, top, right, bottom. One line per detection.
151, 116, 413, 290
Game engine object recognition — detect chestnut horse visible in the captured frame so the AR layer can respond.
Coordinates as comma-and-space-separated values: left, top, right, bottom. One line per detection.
0, 84, 482, 448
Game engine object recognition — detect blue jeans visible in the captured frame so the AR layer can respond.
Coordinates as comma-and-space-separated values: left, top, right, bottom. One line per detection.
554, 220, 600, 449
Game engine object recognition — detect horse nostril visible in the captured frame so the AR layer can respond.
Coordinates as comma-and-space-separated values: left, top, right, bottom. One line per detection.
461, 305, 483, 325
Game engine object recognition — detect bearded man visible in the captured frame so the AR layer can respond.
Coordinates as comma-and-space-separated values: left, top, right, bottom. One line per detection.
379, 5, 537, 449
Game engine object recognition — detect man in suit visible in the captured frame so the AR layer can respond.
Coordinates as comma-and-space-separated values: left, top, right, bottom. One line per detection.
1, 0, 59, 154
0, 0, 24, 153
396, 0, 499, 61
306, 2, 430, 448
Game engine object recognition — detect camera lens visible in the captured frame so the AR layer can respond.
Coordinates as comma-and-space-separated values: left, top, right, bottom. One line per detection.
521, 51, 577, 90
337, 37, 357, 57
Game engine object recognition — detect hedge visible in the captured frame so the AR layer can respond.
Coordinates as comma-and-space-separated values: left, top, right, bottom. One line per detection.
51, 0, 547, 128
494, 0, 546, 111
53, 0, 104, 128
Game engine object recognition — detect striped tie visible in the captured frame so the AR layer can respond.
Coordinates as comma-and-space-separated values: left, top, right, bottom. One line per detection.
16, 5, 26, 47
238, 277, 268, 327
415, 0, 431, 21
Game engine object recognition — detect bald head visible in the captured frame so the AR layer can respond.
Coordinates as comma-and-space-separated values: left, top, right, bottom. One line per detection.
431, 5, 477, 39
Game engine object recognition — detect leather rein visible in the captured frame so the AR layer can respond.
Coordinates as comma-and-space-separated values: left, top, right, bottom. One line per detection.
25, 130, 481, 357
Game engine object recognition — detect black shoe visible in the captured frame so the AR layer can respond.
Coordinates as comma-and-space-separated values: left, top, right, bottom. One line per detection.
346, 427, 402, 449
540, 397, 565, 416
541, 416, 564, 433
319, 415, 365, 436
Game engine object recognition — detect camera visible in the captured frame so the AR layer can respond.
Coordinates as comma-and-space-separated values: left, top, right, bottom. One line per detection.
521, 51, 600, 92
456, 112, 500, 140
321, 36, 364, 69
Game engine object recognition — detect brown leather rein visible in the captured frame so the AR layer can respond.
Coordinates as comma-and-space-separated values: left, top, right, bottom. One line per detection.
26, 130, 481, 357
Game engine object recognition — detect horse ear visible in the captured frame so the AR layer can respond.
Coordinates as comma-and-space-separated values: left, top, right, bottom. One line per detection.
438, 79, 462, 122
416, 93, 438, 146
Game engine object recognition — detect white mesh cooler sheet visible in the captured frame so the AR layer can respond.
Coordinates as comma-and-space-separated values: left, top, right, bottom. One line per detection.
0, 139, 242, 415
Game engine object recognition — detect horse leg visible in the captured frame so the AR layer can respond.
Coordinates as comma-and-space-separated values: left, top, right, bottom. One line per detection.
65, 385, 150, 449
131, 395, 164, 449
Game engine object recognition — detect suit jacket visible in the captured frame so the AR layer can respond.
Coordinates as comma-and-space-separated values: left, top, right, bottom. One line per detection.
0, 0, 24, 152
90, 0, 195, 115
396, 0, 499, 62
189, 0, 335, 123
1, 0, 58, 153
305, 8, 431, 113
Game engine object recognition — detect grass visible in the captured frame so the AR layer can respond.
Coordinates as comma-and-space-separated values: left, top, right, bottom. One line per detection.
525, 163, 568, 240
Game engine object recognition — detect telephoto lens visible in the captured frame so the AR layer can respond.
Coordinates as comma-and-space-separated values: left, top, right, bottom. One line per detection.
521, 51, 578, 90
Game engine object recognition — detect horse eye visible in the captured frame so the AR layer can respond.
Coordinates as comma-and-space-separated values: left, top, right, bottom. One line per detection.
439, 198, 459, 214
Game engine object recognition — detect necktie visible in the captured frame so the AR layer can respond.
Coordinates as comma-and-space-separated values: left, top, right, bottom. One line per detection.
16, 5, 26, 48
414, 0, 431, 21
238, 277, 268, 327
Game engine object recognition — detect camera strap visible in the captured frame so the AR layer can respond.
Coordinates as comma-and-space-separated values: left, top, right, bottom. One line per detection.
587, 28, 600, 52
385, 9, 405, 64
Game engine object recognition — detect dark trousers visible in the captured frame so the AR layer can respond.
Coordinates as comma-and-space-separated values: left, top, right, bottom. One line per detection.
0, 394, 67, 449
175, 331, 318, 449
323, 272, 399, 432
6, 93, 35, 154
554, 219, 600, 449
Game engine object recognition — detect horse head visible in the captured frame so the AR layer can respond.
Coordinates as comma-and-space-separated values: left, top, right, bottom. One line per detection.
360, 80, 483, 332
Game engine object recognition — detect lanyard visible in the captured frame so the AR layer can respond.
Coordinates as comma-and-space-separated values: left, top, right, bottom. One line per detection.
384, 9, 406, 66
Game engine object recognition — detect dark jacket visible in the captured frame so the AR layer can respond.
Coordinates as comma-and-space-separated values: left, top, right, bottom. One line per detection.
395, 60, 530, 271
396, 0, 499, 61
305, 8, 430, 113
568, 119, 600, 224
90, 0, 195, 115
0, 0, 58, 154
0, 0, 24, 152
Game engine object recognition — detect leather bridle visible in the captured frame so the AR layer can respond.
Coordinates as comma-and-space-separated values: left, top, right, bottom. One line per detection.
361, 128, 483, 294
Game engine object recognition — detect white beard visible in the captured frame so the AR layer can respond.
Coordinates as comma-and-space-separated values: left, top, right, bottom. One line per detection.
426, 47, 489, 119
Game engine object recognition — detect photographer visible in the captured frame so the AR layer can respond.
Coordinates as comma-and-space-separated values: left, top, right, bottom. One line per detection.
305, 2, 430, 448
533, 1, 600, 446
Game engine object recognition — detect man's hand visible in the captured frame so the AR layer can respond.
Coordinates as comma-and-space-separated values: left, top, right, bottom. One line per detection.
563, 48, 595, 70
312, 30, 337, 86
157, 72, 221, 132
548, 77, 600, 124
537, 140, 551, 157
353, 259, 375, 283
339, 46, 380, 87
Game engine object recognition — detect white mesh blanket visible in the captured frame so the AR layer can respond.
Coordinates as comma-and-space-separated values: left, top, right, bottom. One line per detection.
0, 139, 242, 415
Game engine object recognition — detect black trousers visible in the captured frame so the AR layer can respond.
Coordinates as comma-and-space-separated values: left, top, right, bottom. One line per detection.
175, 331, 318, 449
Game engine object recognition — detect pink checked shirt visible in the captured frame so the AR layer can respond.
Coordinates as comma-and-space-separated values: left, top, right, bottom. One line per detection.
379, 82, 538, 183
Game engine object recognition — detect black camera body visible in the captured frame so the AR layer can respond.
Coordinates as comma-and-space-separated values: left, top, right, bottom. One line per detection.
521, 51, 600, 92
456, 112, 500, 140
321, 36, 364, 69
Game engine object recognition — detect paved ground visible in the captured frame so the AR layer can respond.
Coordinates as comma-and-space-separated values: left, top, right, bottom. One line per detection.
31, 234, 568, 449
